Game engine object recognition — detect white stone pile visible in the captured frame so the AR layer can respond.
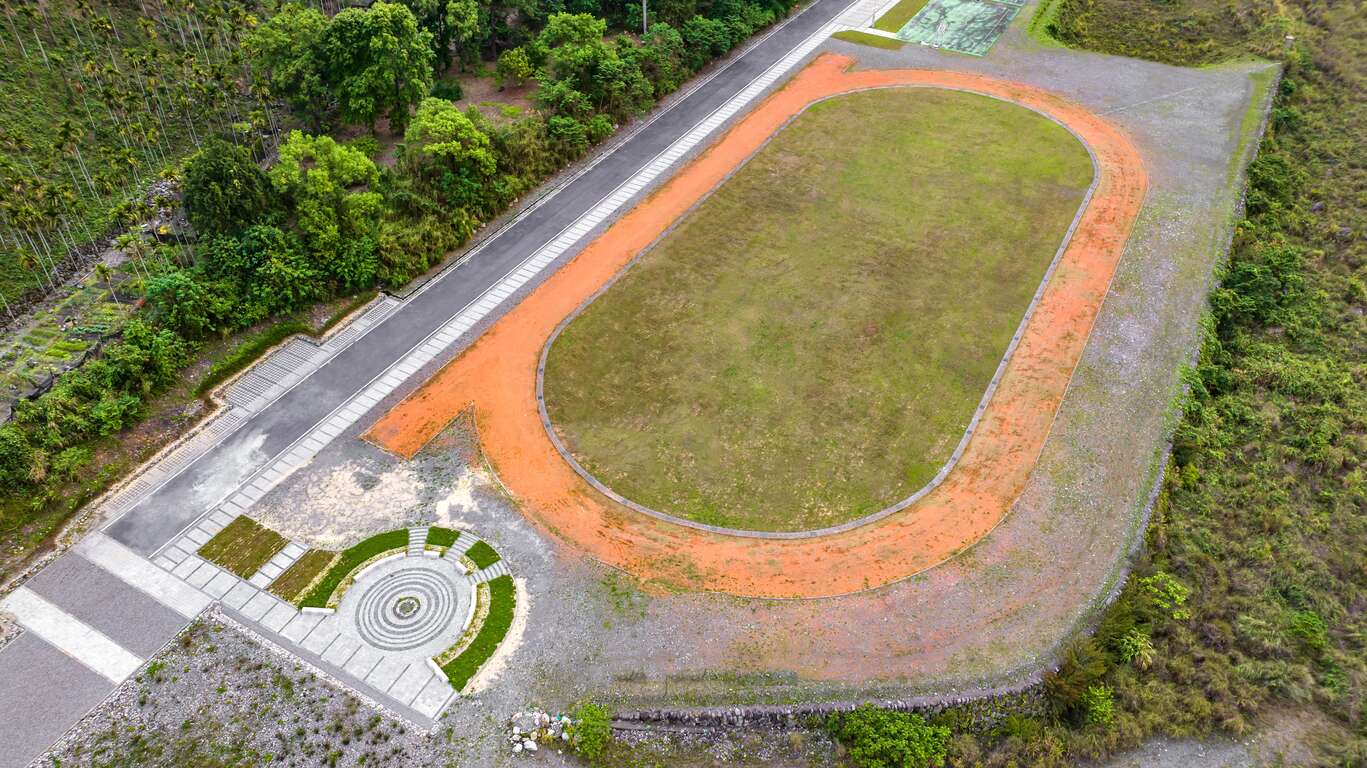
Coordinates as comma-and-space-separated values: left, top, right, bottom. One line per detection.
506, 709, 576, 755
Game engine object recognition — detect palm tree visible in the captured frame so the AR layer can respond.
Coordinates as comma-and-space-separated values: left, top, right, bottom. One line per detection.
94, 262, 119, 306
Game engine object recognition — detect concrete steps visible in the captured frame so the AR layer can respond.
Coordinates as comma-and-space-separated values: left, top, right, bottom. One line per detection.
406, 526, 429, 557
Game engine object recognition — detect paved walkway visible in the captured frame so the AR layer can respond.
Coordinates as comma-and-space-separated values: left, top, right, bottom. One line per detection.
0, 0, 865, 762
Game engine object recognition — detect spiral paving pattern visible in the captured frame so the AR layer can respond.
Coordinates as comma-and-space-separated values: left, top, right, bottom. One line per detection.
354, 568, 459, 651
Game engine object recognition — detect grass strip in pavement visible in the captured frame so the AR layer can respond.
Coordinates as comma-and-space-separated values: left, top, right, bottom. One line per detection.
426, 526, 460, 550
268, 550, 338, 602
873, 0, 931, 31
440, 575, 515, 690
298, 529, 409, 608
464, 540, 501, 570
832, 30, 907, 49
198, 516, 288, 579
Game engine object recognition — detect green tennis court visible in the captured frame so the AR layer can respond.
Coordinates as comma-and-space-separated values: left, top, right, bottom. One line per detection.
895, 0, 1023, 56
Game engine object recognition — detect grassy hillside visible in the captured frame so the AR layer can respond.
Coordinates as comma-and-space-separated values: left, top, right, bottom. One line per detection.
915, 0, 1366, 763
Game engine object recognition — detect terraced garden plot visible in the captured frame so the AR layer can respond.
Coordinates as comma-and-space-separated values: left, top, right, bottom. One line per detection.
542, 88, 1093, 532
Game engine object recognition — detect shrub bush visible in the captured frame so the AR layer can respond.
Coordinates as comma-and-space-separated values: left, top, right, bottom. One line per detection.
826, 705, 951, 768
571, 701, 613, 759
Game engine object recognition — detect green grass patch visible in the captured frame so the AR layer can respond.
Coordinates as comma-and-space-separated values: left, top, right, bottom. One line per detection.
543, 89, 1093, 531
1026, 0, 1068, 46
268, 550, 337, 602
440, 575, 515, 690
198, 516, 289, 579
426, 527, 461, 549
873, 0, 932, 31
831, 30, 907, 49
298, 529, 410, 608
465, 540, 501, 569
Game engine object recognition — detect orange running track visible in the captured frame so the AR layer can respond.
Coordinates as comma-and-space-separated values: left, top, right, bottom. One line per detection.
365, 54, 1148, 598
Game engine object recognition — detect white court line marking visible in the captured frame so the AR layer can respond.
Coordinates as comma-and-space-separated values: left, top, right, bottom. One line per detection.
0, 588, 144, 684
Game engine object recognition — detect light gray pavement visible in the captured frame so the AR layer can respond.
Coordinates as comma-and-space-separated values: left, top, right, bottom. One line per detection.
0, 0, 1280, 762
0, 633, 117, 768
23, 555, 187, 658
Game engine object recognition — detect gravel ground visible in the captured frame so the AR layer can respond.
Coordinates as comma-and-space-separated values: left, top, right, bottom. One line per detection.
52, 2, 1278, 764
44, 616, 467, 767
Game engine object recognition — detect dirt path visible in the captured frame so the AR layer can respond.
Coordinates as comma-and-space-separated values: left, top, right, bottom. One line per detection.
364, 54, 1147, 599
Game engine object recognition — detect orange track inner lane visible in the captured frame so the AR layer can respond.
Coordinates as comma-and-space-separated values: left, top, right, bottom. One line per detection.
364, 54, 1148, 599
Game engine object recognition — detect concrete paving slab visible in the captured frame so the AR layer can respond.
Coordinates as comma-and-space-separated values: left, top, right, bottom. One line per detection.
0, 633, 116, 768
279, 613, 324, 644
171, 556, 204, 580
302, 622, 344, 656
411, 674, 455, 718
343, 645, 384, 679
0, 588, 143, 684
317, 631, 358, 664
239, 592, 278, 622
259, 602, 297, 633
76, 534, 212, 618
185, 563, 219, 589
222, 582, 258, 611
388, 662, 433, 705
203, 571, 239, 599
24, 554, 188, 658
365, 656, 408, 692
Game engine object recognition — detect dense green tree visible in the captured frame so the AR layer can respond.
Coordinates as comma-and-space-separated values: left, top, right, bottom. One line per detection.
638, 23, 687, 94
401, 0, 483, 70
403, 98, 499, 212
535, 13, 652, 121
681, 15, 732, 69
496, 46, 535, 86
269, 132, 383, 280
145, 270, 223, 338
320, 3, 435, 132
243, 4, 331, 123
181, 139, 275, 238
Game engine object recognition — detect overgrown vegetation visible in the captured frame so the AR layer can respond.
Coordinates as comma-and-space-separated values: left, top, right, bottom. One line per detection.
0, 0, 802, 578
571, 701, 614, 760
193, 290, 377, 397
440, 573, 515, 689
831, 30, 907, 49
0, 0, 270, 310
872, 0, 930, 32
297, 529, 409, 608
921, 0, 1367, 763
197, 515, 288, 578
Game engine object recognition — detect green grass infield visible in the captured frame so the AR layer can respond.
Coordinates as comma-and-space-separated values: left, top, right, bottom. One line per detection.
543, 88, 1093, 532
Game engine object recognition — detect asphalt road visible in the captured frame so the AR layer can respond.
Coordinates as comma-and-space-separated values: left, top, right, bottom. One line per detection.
106, 0, 853, 555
